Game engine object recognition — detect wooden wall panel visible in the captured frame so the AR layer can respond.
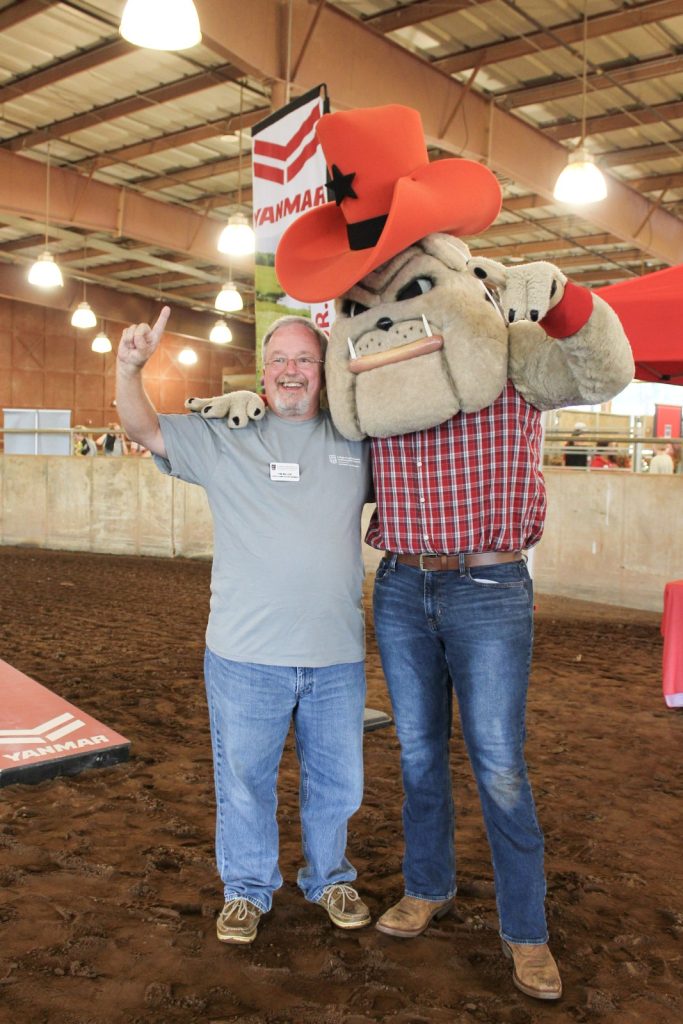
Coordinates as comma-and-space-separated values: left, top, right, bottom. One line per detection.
0, 297, 255, 445
0, 329, 11, 370
11, 368, 45, 407
159, 378, 192, 410
75, 372, 105, 411
44, 332, 76, 372
141, 377, 161, 408
43, 371, 75, 409
12, 333, 44, 372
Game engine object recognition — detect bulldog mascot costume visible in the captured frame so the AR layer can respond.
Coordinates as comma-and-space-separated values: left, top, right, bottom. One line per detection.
191, 105, 634, 1000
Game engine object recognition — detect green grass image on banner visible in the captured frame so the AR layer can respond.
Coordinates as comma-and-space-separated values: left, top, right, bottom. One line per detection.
255, 253, 312, 382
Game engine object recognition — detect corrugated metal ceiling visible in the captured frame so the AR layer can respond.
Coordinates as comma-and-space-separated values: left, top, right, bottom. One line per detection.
0, 0, 680, 338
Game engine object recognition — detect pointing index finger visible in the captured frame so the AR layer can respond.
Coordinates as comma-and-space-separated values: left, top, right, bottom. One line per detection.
151, 305, 171, 342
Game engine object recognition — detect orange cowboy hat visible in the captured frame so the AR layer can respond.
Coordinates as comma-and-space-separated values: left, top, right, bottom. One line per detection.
275, 104, 502, 303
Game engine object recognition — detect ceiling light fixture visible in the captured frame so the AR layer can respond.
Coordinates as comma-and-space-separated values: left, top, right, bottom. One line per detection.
209, 318, 233, 344
215, 280, 243, 313
218, 212, 255, 257
28, 143, 64, 289
91, 329, 112, 354
553, 147, 607, 204
553, 1, 607, 205
120, 0, 201, 51
71, 244, 97, 328
71, 301, 97, 329
178, 347, 198, 365
28, 251, 64, 289
217, 82, 255, 256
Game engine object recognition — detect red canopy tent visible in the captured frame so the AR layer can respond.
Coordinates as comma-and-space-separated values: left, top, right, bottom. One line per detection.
596, 264, 683, 384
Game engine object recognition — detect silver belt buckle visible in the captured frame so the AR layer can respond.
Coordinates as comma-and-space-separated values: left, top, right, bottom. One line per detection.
418, 552, 435, 571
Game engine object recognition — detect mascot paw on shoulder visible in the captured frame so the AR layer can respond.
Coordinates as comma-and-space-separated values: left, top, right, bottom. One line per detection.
197, 104, 634, 440
185, 390, 265, 426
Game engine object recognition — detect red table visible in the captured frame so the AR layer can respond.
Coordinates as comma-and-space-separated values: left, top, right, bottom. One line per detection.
661, 581, 683, 708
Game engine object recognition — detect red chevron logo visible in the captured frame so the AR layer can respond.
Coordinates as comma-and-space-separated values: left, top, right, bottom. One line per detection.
253, 105, 321, 184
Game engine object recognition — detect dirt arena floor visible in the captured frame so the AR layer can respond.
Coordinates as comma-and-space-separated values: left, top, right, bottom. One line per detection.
0, 546, 680, 1024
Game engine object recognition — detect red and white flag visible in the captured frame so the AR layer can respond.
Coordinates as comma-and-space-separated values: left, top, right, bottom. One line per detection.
252, 86, 334, 365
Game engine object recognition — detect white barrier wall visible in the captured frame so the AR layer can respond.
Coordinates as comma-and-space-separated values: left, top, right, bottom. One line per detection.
0, 457, 679, 611
533, 469, 681, 611
0, 456, 211, 560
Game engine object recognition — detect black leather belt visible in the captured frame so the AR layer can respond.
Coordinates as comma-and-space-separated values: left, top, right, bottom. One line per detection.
389, 551, 523, 571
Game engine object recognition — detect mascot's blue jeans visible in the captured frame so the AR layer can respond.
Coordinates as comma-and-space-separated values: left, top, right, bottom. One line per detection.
203, 649, 366, 913
373, 556, 548, 944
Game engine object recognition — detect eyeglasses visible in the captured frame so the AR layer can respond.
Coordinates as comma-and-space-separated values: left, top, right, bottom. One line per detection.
264, 356, 324, 369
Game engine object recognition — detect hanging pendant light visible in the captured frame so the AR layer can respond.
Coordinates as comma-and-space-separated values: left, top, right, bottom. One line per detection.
71, 301, 98, 329
120, 0, 201, 51
553, 1, 607, 206
553, 147, 607, 204
92, 330, 112, 354
217, 82, 255, 256
217, 212, 255, 257
209, 318, 233, 344
71, 246, 98, 328
178, 346, 198, 366
215, 281, 243, 313
28, 250, 64, 288
28, 143, 64, 289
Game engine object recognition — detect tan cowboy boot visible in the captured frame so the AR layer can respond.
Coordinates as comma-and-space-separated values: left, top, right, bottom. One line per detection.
375, 895, 454, 937
502, 940, 562, 1000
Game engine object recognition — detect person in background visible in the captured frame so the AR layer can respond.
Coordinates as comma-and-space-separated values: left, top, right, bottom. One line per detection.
127, 439, 151, 457
74, 428, 97, 456
563, 422, 588, 467
649, 444, 674, 474
96, 422, 128, 456
116, 308, 372, 946
589, 440, 614, 470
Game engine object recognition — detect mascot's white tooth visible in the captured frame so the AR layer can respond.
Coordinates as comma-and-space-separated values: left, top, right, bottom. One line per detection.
347, 337, 358, 359
421, 314, 432, 337
480, 280, 505, 322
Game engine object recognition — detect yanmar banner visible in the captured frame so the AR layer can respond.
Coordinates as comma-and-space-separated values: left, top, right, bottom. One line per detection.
252, 85, 333, 372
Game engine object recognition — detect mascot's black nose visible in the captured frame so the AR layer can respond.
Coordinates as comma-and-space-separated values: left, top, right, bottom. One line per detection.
376, 317, 393, 331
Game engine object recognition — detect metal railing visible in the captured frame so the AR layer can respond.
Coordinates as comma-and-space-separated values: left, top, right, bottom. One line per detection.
0, 426, 135, 456
1, 427, 681, 471
543, 433, 682, 473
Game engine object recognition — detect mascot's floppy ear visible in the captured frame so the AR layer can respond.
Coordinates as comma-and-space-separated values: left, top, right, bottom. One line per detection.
276, 104, 502, 304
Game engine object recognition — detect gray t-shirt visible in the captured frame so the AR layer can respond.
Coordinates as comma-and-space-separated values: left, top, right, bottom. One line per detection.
154, 410, 371, 667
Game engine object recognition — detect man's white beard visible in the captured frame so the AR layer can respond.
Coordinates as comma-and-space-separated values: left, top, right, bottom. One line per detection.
271, 380, 314, 418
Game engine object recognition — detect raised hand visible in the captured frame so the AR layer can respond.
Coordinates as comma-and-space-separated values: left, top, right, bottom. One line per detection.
117, 305, 171, 369
467, 258, 567, 324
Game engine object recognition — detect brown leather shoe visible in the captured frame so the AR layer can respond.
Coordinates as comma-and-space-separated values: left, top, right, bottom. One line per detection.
216, 898, 262, 944
502, 940, 562, 1000
375, 895, 454, 938
317, 884, 371, 929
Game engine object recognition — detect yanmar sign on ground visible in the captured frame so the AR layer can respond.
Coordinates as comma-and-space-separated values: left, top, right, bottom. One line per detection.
0, 658, 130, 787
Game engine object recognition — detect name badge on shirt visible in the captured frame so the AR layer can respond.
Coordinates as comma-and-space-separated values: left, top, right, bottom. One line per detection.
270, 462, 300, 482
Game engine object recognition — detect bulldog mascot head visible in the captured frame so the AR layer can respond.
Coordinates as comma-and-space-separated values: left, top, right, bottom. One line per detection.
188, 104, 633, 431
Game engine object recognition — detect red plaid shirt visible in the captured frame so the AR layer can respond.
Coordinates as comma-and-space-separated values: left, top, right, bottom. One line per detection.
365, 382, 546, 554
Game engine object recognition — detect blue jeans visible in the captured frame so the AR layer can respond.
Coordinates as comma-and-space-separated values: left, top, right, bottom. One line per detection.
203, 649, 366, 913
373, 556, 548, 944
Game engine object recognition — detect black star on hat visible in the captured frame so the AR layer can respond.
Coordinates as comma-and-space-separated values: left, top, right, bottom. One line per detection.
325, 163, 357, 206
